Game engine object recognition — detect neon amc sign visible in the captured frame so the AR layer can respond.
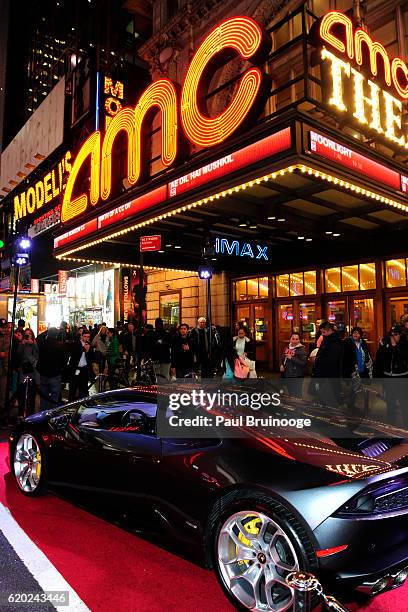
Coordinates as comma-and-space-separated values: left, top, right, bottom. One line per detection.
316, 11, 408, 150
61, 16, 270, 224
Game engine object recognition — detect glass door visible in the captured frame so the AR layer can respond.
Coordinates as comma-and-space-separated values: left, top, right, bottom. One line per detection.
277, 303, 294, 359
327, 300, 347, 337
350, 297, 375, 349
326, 296, 375, 344
234, 303, 272, 367
298, 301, 317, 355
386, 295, 408, 329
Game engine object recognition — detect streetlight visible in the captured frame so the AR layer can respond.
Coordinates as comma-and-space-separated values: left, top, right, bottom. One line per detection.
5, 237, 32, 418
198, 243, 214, 368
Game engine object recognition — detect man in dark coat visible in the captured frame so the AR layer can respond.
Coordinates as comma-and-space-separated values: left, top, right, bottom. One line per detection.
190, 316, 221, 379
375, 325, 408, 426
68, 328, 95, 401
314, 321, 343, 407
151, 318, 171, 380
37, 327, 67, 409
171, 323, 194, 379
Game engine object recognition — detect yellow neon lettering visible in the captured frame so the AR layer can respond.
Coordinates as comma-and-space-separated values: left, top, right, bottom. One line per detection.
26, 187, 36, 214
61, 131, 101, 223
35, 181, 45, 209
44, 173, 52, 203
351, 69, 383, 133
14, 194, 26, 220
51, 169, 60, 198
383, 91, 405, 147
321, 48, 350, 112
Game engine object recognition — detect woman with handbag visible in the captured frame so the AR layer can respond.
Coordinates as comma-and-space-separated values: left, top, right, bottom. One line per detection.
232, 327, 257, 378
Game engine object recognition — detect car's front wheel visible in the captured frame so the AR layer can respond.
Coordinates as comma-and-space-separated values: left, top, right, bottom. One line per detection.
12, 432, 47, 496
212, 493, 317, 611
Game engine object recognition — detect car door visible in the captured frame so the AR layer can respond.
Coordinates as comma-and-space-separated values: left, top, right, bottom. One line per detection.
53, 392, 162, 502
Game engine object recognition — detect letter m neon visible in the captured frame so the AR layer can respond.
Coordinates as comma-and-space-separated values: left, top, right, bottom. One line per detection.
220, 239, 239, 255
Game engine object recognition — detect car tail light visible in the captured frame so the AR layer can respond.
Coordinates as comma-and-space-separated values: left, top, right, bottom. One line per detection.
335, 476, 408, 517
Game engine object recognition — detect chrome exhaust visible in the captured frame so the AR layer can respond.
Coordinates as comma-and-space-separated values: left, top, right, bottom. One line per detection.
356, 576, 390, 595
390, 566, 408, 589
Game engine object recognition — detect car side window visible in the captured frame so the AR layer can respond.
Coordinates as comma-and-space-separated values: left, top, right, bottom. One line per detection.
73, 395, 157, 435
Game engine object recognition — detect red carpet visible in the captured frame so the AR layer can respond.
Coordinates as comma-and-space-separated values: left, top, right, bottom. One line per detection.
0, 440, 407, 611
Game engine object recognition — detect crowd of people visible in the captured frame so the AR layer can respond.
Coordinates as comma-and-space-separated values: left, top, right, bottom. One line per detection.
1, 313, 408, 426
280, 318, 408, 425
0, 316, 256, 421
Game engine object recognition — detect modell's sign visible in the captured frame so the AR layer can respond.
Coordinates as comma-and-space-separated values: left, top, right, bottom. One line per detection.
14, 151, 72, 221
61, 17, 271, 224
312, 11, 408, 151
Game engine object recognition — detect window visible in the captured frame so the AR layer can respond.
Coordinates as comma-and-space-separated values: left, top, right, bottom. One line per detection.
233, 277, 270, 301
74, 397, 157, 433
325, 263, 376, 292
159, 291, 180, 327
385, 259, 407, 288
276, 271, 316, 297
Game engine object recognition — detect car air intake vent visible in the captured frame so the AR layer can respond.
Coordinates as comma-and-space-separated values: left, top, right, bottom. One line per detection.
374, 487, 408, 513
358, 439, 394, 458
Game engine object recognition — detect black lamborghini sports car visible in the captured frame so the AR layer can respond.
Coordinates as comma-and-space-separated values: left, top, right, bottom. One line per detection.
9, 387, 408, 611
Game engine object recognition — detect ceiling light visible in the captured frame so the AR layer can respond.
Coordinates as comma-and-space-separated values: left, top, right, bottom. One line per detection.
267, 216, 276, 220
325, 231, 333, 235
158, 250, 164, 253
174, 245, 181, 249
306, 238, 313, 242
238, 222, 247, 227
277, 218, 286, 222
165, 243, 172, 247
333, 233, 341, 237
298, 236, 305, 240
249, 224, 257, 229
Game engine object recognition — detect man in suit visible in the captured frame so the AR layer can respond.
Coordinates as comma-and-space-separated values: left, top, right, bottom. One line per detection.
68, 328, 94, 401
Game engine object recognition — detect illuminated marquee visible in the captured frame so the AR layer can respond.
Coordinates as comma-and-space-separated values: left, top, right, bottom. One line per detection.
316, 11, 408, 150
14, 151, 72, 221
61, 16, 269, 224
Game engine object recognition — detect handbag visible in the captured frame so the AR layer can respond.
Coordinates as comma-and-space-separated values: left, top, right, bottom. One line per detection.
351, 366, 363, 394
240, 355, 257, 378
234, 357, 250, 379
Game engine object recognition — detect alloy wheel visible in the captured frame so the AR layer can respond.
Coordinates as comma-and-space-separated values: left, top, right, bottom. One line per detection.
13, 433, 42, 493
217, 510, 299, 611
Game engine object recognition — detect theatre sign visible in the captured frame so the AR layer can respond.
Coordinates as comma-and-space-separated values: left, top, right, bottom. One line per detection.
314, 11, 408, 150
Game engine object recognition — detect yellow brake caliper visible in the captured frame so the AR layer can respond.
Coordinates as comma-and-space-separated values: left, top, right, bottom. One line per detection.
35, 452, 41, 478
237, 516, 261, 566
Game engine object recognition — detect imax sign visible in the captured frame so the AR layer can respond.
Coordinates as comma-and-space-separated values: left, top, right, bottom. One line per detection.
215, 237, 269, 260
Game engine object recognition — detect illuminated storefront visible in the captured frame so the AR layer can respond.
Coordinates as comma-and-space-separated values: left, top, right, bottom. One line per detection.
44, 265, 117, 328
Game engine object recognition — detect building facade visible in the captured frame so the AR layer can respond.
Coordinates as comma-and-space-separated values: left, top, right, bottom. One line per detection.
2, 0, 408, 369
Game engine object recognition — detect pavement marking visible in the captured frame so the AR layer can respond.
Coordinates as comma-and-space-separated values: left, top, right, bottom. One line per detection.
0, 503, 91, 612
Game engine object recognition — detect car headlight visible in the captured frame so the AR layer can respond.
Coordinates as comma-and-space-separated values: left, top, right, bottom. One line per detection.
335, 476, 408, 517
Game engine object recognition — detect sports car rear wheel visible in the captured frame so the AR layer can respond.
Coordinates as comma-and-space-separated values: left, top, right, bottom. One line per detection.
13, 433, 47, 496
212, 494, 317, 612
